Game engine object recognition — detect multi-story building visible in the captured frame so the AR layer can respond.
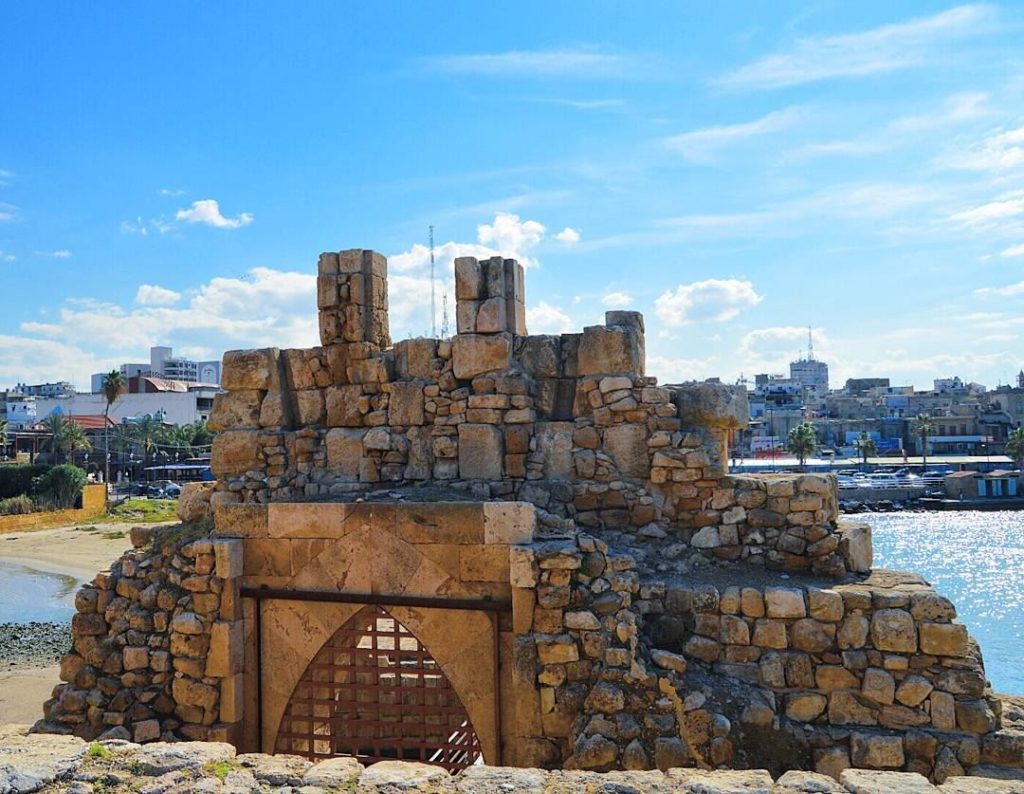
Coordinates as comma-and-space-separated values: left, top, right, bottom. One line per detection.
11, 381, 77, 398
2, 392, 38, 429
91, 347, 221, 392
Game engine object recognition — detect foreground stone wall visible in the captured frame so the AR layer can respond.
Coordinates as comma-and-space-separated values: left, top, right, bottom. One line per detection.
2, 727, 1022, 794
36, 525, 244, 745
641, 570, 999, 780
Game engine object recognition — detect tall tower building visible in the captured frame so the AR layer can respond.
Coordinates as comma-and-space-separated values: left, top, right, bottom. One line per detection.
789, 327, 829, 400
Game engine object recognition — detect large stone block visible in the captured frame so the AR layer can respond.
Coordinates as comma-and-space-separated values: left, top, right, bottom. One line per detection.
535, 422, 573, 479
454, 257, 482, 299
918, 622, 969, 657
514, 335, 561, 378
848, 734, 906, 770
221, 348, 280, 391
451, 334, 512, 380
840, 522, 873, 573
387, 382, 425, 426
325, 385, 364, 427
673, 381, 749, 430
394, 338, 439, 379
458, 424, 504, 480
211, 430, 262, 477
603, 424, 649, 479
208, 390, 264, 432
870, 609, 917, 653
577, 325, 643, 376
325, 428, 365, 481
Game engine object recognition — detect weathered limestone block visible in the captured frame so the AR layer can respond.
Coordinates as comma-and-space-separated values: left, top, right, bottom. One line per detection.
919, 622, 969, 657
394, 338, 439, 379
452, 333, 512, 380
208, 390, 263, 431
458, 423, 503, 480
603, 424, 649, 479
840, 522, 873, 573
293, 389, 324, 426
221, 348, 280, 391
765, 588, 806, 619
323, 428, 364, 477
841, 769, 933, 792
325, 385, 363, 427
673, 381, 748, 429
577, 324, 643, 376
211, 430, 262, 477
871, 609, 917, 653
387, 381, 425, 426
178, 482, 215, 524
535, 422, 573, 479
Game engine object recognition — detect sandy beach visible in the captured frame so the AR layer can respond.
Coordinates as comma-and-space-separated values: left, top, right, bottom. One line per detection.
0, 522, 169, 726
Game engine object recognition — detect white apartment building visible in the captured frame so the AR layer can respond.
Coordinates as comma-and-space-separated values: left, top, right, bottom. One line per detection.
91, 346, 222, 392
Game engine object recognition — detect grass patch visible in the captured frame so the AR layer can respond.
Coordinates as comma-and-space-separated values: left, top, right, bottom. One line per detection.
77, 525, 101, 533
103, 498, 179, 524
101, 530, 128, 540
204, 760, 236, 781
87, 742, 112, 760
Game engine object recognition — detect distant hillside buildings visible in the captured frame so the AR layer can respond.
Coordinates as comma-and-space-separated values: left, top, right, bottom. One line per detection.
90, 346, 221, 392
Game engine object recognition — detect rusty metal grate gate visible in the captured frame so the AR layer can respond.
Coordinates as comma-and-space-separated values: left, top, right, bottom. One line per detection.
274, 604, 483, 771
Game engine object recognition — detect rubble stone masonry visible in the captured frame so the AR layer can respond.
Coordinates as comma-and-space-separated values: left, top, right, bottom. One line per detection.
33, 249, 1024, 786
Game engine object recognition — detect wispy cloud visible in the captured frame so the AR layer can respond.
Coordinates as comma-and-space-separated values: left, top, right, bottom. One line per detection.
1002, 243, 1024, 258
948, 191, 1024, 231
717, 4, 998, 90
665, 107, 804, 164
0, 202, 18, 222
120, 216, 174, 236
159, 188, 186, 197
602, 291, 634, 308
939, 124, 1024, 172
34, 249, 72, 259
0, 250, 15, 262
976, 280, 1024, 298
0, 169, 12, 187
427, 48, 628, 78
176, 199, 253, 229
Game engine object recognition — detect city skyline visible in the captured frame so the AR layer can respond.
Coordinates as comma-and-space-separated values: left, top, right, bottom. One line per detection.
2, 3, 1024, 391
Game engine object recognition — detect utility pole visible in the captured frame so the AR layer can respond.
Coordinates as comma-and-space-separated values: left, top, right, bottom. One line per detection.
429, 226, 437, 338
807, 325, 814, 360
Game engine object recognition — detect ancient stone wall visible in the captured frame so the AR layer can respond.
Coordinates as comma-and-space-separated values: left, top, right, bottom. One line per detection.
640, 570, 999, 780
37, 525, 244, 745
208, 250, 852, 576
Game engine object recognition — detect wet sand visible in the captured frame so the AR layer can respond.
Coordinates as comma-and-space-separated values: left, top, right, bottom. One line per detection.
0, 521, 171, 726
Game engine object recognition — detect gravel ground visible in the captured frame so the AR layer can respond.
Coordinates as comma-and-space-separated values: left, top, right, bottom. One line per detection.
0, 621, 71, 668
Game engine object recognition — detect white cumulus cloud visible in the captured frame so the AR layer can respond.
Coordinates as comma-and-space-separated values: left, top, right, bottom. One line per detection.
526, 302, 576, 334
655, 279, 762, 325
135, 284, 183, 306
477, 213, 546, 266
602, 291, 634, 308
176, 199, 253, 229
554, 227, 581, 244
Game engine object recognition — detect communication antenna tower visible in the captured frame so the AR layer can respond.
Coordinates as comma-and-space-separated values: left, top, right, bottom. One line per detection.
807, 326, 815, 361
441, 292, 450, 338
429, 226, 437, 338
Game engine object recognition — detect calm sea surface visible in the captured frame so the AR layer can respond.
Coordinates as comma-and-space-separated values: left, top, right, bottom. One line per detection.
863, 510, 1024, 694
0, 559, 78, 623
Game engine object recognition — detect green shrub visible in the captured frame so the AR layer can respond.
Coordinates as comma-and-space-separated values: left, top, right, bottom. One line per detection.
33, 464, 87, 509
0, 495, 35, 515
0, 463, 50, 499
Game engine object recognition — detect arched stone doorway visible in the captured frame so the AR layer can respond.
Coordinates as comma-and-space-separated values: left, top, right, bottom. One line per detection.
275, 604, 483, 771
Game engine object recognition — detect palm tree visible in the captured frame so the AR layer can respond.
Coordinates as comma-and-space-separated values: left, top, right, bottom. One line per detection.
787, 423, 817, 471
40, 414, 91, 464
100, 370, 126, 486
1007, 427, 1024, 471
912, 414, 934, 471
855, 432, 877, 472
132, 414, 165, 469
166, 424, 196, 458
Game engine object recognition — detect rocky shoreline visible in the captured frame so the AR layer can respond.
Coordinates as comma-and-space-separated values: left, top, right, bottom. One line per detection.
0, 622, 71, 669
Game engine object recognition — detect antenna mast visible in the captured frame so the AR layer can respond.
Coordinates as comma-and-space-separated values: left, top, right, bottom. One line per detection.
807, 325, 814, 361
429, 226, 437, 338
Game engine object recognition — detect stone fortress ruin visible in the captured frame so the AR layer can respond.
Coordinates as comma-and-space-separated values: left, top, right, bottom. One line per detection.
36, 250, 1024, 785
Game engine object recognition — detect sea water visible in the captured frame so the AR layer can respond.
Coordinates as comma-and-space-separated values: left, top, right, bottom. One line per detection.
864, 510, 1024, 694
0, 559, 78, 623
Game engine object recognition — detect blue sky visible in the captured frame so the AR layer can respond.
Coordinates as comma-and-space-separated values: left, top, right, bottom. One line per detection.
2, 2, 1023, 391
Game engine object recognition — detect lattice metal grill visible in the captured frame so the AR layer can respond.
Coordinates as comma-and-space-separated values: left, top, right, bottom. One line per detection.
275, 605, 482, 772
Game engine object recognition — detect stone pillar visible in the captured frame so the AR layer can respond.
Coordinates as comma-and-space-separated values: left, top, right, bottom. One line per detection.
454, 256, 527, 335
317, 249, 391, 348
